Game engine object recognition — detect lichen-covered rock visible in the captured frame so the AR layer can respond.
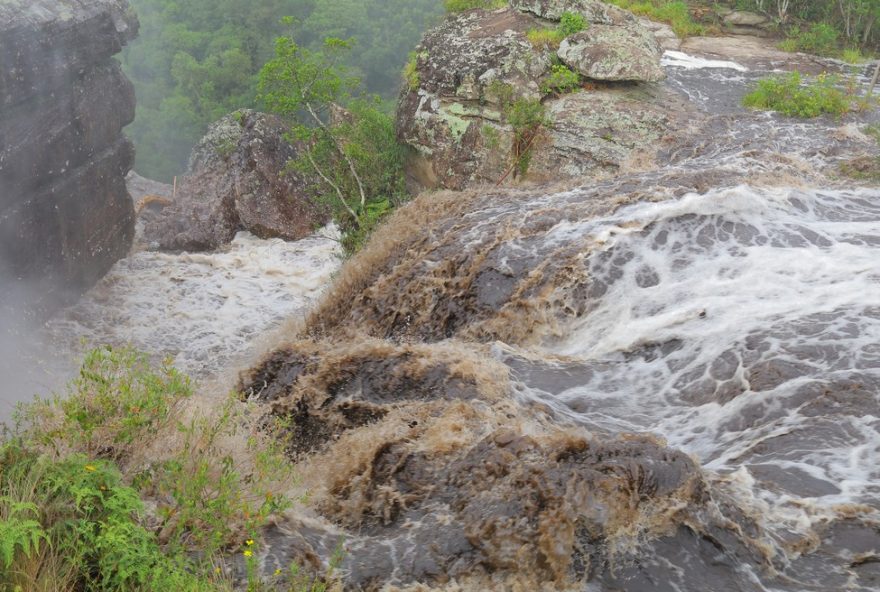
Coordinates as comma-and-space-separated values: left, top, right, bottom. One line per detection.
0, 0, 138, 315
144, 110, 329, 252
396, 2, 676, 192
510, 0, 635, 25
558, 24, 666, 82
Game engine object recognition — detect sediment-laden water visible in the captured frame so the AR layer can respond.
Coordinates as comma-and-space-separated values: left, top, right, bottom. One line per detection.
11, 43, 880, 591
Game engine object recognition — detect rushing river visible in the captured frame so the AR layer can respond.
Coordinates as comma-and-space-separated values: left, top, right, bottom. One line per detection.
5, 43, 880, 591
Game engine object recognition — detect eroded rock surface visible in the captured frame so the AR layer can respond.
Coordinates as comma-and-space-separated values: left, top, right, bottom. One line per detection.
0, 0, 138, 314
397, 2, 681, 192
144, 110, 329, 252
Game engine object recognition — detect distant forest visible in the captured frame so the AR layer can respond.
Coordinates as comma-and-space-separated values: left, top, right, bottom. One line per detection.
121, 0, 444, 181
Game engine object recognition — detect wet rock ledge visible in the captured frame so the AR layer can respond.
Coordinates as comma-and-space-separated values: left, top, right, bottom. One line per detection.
0, 0, 138, 314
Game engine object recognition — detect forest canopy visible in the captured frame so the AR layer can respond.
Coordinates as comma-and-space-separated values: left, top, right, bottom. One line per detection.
121, 0, 443, 181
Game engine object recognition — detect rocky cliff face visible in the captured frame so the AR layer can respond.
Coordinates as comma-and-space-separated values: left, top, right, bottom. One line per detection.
397, 0, 691, 192
143, 110, 329, 252
0, 0, 138, 314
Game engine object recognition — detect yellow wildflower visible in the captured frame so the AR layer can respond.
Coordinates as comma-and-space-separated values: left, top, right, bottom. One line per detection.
84, 465, 97, 472
243, 550, 253, 557
246, 539, 255, 546
274, 569, 282, 576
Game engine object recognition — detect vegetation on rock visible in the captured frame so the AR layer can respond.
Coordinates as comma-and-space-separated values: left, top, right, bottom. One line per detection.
1, 346, 326, 591
258, 28, 408, 255
742, 71, 852, 117
606, 0, 704, 36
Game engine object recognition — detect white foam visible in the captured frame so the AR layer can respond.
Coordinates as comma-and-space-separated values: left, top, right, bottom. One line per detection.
663, 50, 749, 72
45, 228, 342, 378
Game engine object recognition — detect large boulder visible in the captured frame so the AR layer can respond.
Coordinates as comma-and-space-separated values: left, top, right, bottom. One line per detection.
0, 0, 138, 315
510, 0, 636, 24
558, 24, 666, 81
144, 110, 330, 252
397, 2, 682, 191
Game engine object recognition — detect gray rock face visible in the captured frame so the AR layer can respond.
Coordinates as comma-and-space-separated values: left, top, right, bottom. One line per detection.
558, 24, 666, 81
396, 2, 676, 192
0, 0, 138, 315
724, 10, 770, 27
144, 110, 329, 252
510, 0, 636, 25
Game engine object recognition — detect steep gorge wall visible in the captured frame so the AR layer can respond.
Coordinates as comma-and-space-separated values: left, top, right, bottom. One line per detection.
0, 0, 138, 315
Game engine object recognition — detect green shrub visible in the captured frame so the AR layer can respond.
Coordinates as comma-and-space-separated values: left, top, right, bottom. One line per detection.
527, 28, 566, 49
19, 346, 192, 463
559, 11, 588, 36
742, 71, 850, 118
505, 98, 550, 177
780, 22, 840, 55
541, 64, 582, 94
527, 12, 587, 49
841, 47, 866, 64
403, 52, 421, 91
0, 443, 218, 592
444, 0, 507, 12
3, 347, 329, 591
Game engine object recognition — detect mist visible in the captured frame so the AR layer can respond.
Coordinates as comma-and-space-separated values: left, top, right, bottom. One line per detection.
120, 0, 445, 182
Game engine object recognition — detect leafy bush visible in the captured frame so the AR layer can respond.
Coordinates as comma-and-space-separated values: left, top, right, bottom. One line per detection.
0, 443, 217, 592
779, 22, 840, 55
559, 11, 588, 36
505, 98, 551, 178
259, 33, 408, 256
541, 64, 582, 94
742, 71, 850, 118
841, 47, 866, 63
19, 346, 192, 463
444, 0, 507, 11
2, 347, 318, 591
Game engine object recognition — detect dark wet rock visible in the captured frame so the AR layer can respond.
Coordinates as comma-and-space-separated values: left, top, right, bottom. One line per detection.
241, 339, 713, 590
0, 0, 138, 314
144, 110, 329, 251
305, 160, 816, 346
558, 24, 666, 82
396, 2, 677, 191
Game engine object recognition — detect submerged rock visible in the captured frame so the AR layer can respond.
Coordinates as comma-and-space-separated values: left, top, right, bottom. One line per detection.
0, 0, 138, 314
240, 340, 711, 590
145, 110, 329, 252
397, 1, 678, 192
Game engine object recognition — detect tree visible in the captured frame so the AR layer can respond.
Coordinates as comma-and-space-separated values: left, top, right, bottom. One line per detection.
257, 26, 407, 254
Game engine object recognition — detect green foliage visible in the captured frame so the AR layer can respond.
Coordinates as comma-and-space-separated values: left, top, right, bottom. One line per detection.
559, 11, 588, 36
403, 52, 421, 91
0, 442, 217, 592
19, 346, 191, 462
742, 71, 851, 118
444, 0, 507, 12
259, 32, 407, 256
605, 0, 703, 37
779, 22, 840, 54
841, 47, 867, 62
122, 0, 443, 181
505, 98, 551, 178
527, 28, 566, 49
527, 11, 587, 49
2, 347, 327, 591
541, 64, 582, 95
